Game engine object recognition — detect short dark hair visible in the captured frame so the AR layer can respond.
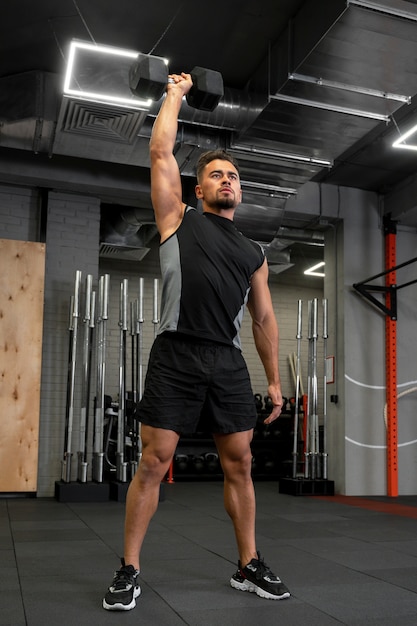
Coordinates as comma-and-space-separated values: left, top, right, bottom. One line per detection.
196, 149, 240, 183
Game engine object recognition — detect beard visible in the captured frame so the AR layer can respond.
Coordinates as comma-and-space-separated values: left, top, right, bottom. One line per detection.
215, 196, 235, 209
213, 190, 237, 209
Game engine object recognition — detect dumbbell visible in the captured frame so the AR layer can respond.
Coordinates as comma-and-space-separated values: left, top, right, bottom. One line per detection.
129, 54, 224, 111
264, 395, 273, 413
254, 393, 263, 413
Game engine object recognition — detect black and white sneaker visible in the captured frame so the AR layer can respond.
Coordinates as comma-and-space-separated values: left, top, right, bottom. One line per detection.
103, 559, 141, 611
230, 552, 290, 600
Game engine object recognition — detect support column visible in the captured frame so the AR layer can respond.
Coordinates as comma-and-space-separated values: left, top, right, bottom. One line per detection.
384, 221, 398, 497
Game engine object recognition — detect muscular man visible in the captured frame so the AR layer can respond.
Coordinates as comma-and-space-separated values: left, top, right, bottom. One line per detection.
103, 72, 290, 611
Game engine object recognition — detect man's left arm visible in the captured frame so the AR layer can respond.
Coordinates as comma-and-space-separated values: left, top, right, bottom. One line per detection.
247, 258, 283, 424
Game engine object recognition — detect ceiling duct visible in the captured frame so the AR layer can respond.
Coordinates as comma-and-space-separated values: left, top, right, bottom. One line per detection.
100, 206, 158, 261
59, 98, 148, 144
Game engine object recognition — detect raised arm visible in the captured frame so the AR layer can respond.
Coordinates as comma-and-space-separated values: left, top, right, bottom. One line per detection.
246, 259, 283, 424
149, 72, 193, 242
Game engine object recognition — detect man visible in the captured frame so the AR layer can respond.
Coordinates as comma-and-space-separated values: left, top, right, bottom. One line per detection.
103, 72, 290, 611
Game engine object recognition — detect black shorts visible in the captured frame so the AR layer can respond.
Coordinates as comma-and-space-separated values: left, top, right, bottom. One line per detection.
137, 333, 257, 435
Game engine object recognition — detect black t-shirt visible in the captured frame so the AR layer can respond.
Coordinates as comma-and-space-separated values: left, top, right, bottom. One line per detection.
158, 207, 264, 349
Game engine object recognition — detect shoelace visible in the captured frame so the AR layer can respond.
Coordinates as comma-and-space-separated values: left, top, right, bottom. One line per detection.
252, 556, 276, 581
112, 567, 136, 590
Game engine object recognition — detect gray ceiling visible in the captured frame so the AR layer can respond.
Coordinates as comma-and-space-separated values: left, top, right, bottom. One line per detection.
2, 0, 417, 280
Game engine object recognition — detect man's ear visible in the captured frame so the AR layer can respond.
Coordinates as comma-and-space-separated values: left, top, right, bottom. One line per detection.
195, 184, 203, 199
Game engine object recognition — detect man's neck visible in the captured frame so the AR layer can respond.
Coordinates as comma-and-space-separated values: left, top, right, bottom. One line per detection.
202, 205, 236, 221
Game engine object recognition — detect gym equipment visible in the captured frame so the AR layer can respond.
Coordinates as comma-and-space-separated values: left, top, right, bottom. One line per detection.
322, 299, 329, 479
116, 279, 128, 483
205, 452, 220, 474
128, 299, 139, 477
77, 275, 95, 483
153, 278, 159, 338
174, 454, 189, 473
264, 395, 273, 413
192, 454, 205, 473
292, 300, 302, 478
254, 393, 263, 413
138, 278, 144, 398
186, 66, 224, 111
305, 299, 319, 480
129, 55, 224, 111
134, 278, 145, 469
62, 270, 82, 483
92, 274, 110, 483
279, 298, 335, 496
129, 54, 168, 101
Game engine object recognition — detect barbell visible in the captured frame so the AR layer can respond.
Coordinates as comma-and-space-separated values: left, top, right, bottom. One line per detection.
129, 54, 224, 112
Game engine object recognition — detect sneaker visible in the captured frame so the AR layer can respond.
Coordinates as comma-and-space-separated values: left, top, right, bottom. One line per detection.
103, 559, 141, 611
230, 552, 290, 600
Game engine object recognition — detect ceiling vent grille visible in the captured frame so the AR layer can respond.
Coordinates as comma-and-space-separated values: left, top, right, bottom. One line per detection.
60, 98, 146, 143
99, 243, 150, 261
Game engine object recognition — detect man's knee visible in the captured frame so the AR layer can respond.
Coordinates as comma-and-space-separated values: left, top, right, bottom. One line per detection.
137, 450, 172, 482
222, 449, 253, 479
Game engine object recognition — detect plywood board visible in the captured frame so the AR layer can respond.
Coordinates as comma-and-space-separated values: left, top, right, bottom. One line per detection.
0, 239, 45, 492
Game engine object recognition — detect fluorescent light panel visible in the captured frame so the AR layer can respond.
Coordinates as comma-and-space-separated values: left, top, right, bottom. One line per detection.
348, 0, 417, 22
392, 123, 417, 151
63, 40, 163, 109
304, 261, 325, 277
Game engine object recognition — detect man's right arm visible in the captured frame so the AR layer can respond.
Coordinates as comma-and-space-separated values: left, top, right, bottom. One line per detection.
149, 73, 193, 242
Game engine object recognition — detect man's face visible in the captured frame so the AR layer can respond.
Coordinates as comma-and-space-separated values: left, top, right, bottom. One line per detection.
195, 159, 242, 210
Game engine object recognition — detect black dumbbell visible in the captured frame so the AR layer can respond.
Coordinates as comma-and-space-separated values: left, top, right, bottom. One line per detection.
254, 393, 263, 413
264, 395, 273, 413
129, 54, 168, 101
186, 66, 223, 111
129, 55, 223, 111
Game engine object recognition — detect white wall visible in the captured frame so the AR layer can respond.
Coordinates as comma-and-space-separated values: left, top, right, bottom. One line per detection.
321, 186, 417, 496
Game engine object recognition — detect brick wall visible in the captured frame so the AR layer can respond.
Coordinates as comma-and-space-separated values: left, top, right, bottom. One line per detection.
37, 191, 101, 494
0, 185, 40, 241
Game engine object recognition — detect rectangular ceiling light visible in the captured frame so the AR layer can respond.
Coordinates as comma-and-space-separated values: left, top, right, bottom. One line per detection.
347, 0, 417, 22
304, 261, 325, 277
63, 40, 155, 109
392, 123, 417, 151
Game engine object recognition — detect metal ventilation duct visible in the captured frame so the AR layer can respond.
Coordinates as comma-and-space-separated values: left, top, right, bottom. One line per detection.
99, 243, 151, 261
100, 206, 158, 261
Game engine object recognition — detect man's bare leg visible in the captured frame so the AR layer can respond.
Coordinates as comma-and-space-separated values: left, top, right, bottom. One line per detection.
124, 425, 180, 570
213, 430, 257, 567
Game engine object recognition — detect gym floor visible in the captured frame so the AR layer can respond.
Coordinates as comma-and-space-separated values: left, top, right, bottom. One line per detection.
2, 481, 417, 626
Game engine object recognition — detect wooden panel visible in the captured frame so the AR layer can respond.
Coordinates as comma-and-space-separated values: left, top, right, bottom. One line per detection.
0, 239, 45, 492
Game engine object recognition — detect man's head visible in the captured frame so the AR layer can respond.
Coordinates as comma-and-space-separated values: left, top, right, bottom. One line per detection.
195, 150, 242, 212
196, 149, 240, 183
